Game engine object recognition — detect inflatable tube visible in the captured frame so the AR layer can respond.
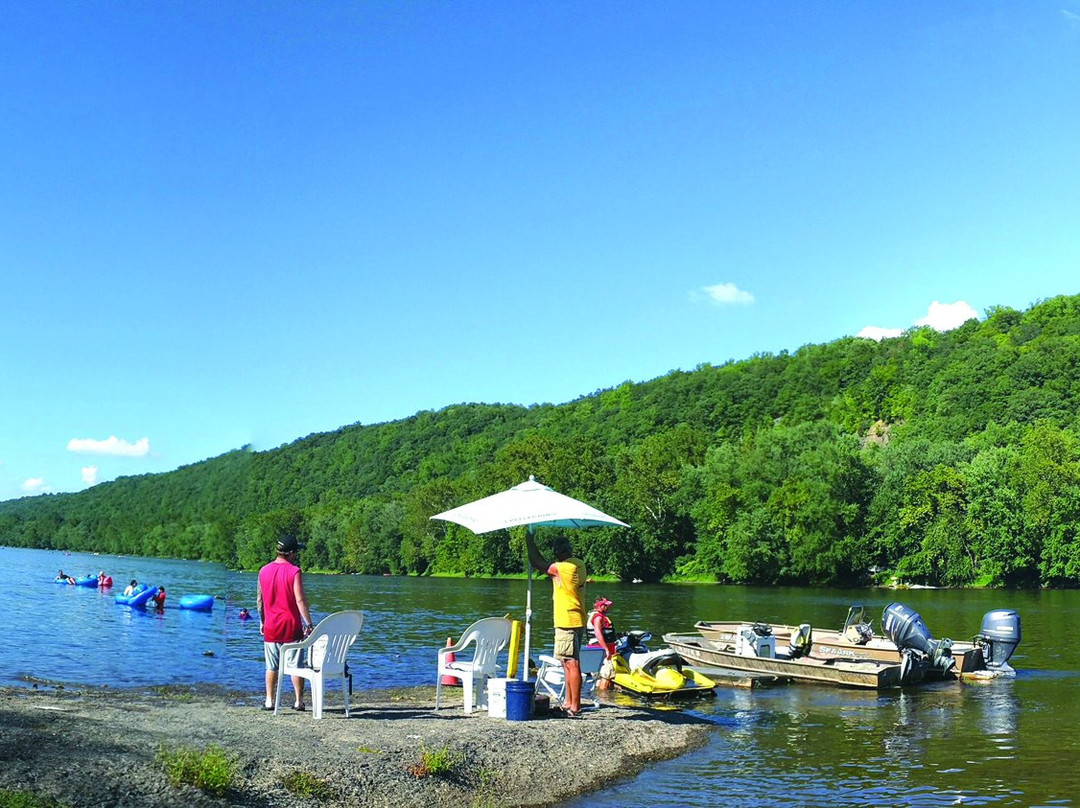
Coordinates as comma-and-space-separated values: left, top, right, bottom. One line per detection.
99, 576, 113, 588
130, 585, 157, 609
115, 584, 156, 608
178, 594, 215, 612
74, 575, 99, 588
114, 585, 141, 606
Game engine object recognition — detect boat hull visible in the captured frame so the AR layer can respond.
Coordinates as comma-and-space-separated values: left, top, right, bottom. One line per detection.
693, 620, 984, 674
665, 633, 907, 690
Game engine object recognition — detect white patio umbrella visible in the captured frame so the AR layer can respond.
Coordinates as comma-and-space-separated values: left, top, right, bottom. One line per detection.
430, 476, 629, 682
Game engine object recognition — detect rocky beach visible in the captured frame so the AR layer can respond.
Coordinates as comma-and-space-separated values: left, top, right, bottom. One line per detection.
0, 683, 713, 808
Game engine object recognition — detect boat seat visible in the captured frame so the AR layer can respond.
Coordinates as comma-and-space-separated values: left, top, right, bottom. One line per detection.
787, 624, 813, 658
639, 651, 684, 677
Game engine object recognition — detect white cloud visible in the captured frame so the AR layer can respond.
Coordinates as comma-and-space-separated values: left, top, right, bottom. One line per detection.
858, 300, 979, 342
701, 282, 754, 306
856, 325, 904, 341
914, 300, 979, 331
66, 436, 150, 457
21, 477, 47, 494
81, 466, 99, 486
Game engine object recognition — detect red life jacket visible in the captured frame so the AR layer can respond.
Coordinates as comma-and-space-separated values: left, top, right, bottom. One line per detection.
588, 610, 617, 654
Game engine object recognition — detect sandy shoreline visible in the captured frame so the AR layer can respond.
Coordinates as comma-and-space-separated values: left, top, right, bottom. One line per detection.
0, 682, 714, 807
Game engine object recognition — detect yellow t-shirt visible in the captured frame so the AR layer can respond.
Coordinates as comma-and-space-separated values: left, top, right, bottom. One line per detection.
550, 557, 586, 628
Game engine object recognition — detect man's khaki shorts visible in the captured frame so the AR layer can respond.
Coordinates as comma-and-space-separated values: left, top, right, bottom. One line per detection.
553, 627, 583, 661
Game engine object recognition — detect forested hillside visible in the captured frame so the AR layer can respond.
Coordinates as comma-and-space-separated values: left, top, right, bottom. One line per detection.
4, 295, 1080, 588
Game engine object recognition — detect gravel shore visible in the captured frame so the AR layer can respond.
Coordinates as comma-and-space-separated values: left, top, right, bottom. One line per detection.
0, 683, 713, 807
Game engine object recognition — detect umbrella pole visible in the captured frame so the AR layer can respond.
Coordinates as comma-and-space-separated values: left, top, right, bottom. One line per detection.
523, 525, 533, 682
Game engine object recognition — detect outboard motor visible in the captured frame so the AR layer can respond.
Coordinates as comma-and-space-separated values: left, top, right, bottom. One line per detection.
882, 602, 955, 680
975, 609, 1021, 670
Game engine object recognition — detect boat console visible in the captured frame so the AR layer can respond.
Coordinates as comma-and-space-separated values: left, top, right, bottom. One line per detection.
733, 623, 776, 658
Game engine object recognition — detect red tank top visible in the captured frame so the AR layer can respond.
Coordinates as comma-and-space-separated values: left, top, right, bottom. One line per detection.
258, 560, 303, 643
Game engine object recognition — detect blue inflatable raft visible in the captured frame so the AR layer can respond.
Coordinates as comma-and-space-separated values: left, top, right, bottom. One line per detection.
115, 584, 157, 609
178, 594, 215, 612
55, 575, 98, 587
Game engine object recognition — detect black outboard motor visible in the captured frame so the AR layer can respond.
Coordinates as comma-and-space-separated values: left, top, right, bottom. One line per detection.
882, 602, 934, 654
975, 609, 1021, 669
882, 602, 955, 679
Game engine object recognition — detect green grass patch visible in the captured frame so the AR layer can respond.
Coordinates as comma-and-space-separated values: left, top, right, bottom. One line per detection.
156, 743, 238, 797
407, 741, 463, 779
149, 685, 196, 701
0, 789, 68, 808
281, 770, 333, 799
413, 570, 631, 582
659, 574, 721, 584
470, 769, 501, 808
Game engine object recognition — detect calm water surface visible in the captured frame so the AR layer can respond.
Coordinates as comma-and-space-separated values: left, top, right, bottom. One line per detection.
8, 546, 1080, 806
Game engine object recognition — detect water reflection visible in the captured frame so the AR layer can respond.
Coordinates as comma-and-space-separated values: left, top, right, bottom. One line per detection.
571, 678, 1061, 808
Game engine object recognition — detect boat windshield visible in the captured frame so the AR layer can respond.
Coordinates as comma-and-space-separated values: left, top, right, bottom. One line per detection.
844, 606, 867, 629
842, 606, 874, 642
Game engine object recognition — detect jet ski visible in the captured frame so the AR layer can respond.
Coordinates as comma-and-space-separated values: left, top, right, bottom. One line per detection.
611, 631, 717, 697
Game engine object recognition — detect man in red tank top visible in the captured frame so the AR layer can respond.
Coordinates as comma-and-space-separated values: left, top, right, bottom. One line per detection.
256, 534, 315, 711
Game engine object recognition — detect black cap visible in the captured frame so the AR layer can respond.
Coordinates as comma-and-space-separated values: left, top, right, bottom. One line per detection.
277, 535, 305, 554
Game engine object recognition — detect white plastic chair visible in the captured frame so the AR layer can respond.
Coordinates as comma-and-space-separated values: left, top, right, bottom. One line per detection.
535, 645, 607, 707
435, 617, 513, 714
275, 610, 364, 720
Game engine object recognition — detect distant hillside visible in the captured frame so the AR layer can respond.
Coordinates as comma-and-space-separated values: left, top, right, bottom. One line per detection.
4, 294, 1080, 588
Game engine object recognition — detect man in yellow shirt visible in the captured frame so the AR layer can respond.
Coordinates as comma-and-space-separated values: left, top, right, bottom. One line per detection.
527, 533, 586, 715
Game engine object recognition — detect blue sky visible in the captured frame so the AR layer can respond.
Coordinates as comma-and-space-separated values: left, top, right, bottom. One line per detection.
3, 3, 1079, 502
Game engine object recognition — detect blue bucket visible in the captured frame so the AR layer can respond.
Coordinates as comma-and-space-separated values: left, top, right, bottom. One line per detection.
505, 680, 534, 721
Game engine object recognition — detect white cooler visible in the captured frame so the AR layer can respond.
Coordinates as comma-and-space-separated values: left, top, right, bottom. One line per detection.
486, 678, 514, 718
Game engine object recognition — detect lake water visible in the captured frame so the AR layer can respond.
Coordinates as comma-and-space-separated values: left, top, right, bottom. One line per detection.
8, 546, 1080, 806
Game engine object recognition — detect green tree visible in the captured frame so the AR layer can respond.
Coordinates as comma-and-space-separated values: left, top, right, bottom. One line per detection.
610, 425, 707, 581
963, 446, 1034, 586
895, 465, 974, 586
234, 509, 304, 570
